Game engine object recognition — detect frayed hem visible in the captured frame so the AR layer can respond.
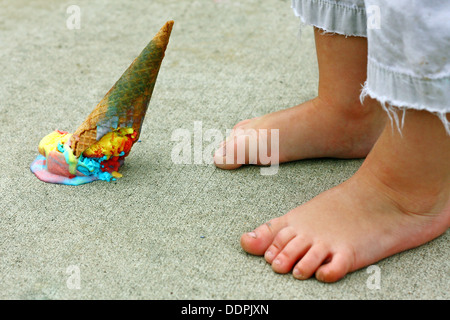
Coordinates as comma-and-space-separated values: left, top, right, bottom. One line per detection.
291, 0, 367, 38
360, 82, 450, 136
315, 25, 366, 38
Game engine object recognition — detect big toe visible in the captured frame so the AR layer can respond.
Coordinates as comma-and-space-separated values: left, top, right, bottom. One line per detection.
232, 118, 254, 129
214, 133, 256, 170
213, 137, 243, 170
240, 216, 287, 256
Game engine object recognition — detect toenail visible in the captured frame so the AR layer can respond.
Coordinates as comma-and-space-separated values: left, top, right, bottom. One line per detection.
273, 258, 281, 266
247, 231, 257, 239
293, 268, 304, 279
214, 145, 226, 157
265, 250, 274, 260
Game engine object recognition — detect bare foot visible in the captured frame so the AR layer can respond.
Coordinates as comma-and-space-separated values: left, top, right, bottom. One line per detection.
214, 96, 386, 169
214, 28, 386, 169
240, 109, 450, 282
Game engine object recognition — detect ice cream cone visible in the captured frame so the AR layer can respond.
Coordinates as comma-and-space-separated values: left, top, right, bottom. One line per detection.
70, 20, 174, 157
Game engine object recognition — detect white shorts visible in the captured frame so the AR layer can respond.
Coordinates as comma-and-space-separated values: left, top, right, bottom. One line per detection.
292, 0, 450, 133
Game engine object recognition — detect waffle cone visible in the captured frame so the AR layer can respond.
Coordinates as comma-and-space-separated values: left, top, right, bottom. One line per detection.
70, 20, 174, 157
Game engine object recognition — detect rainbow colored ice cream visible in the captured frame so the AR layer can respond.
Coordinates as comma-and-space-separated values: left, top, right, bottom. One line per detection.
30, 21, 173, 185
30, 128, 137, 185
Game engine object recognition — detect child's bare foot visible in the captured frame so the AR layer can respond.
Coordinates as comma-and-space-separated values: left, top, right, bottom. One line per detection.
214, 96, 385, 169
240, 109, 450, 282
214, 28, 386, 169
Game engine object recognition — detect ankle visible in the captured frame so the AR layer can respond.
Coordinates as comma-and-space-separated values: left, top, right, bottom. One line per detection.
362, 109, 450, 215
314, 91, 382, 121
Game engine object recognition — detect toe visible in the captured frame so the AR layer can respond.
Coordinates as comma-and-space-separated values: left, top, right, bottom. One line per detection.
270, 235, 312, 274
315, 250, 353, 283
214, 127, 260, 170
233, 118, 254, 129
240, 216, 287, 256
264, 226, 297, 264
292, 242, 330, 280
213, 135, 244, 170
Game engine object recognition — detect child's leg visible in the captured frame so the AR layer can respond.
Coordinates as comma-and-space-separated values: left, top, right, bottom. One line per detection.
240, 0, 450, 282
241, 108, 449, 282
214, 27, 386, 169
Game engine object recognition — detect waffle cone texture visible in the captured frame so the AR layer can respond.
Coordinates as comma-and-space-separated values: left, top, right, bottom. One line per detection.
70, 20, 174, 157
